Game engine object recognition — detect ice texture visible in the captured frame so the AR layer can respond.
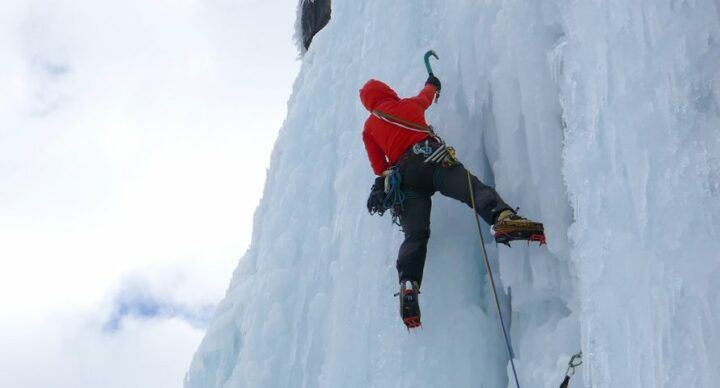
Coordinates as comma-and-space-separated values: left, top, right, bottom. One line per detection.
186, 1, 720, 387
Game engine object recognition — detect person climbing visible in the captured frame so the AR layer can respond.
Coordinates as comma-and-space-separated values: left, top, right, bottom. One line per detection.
360, 75, 545, 329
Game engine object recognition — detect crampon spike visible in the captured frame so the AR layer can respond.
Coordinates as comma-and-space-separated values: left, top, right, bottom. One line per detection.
528, 233, 546, 246
399, 287, 422, 330
403, 316, 422, 330
494, 232, 546, 246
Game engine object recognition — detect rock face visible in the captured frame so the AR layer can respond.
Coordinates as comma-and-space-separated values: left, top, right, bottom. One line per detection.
300, 0, 331, 50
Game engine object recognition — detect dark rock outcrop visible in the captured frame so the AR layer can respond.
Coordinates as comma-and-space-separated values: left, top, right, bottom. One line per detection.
300, 0, 331, 50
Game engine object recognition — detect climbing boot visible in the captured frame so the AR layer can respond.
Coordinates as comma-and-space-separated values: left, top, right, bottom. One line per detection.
397, 280, 421, 329
492, 209, 546, 246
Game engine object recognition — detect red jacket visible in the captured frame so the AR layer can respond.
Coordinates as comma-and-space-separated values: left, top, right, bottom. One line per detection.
360, 79, 437, 176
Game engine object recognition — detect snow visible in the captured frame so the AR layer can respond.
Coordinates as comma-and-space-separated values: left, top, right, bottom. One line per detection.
186, 1, 720, 387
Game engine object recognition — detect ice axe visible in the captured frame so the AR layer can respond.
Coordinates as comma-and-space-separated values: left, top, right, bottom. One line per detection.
423, 50, 440, 102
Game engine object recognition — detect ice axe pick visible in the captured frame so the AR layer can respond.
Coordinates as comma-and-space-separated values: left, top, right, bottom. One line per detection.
423, 50, 440, 102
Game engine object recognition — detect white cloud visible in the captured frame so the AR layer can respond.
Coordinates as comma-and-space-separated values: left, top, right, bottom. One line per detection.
0, 314, 204, 388
0, 0, 299, 386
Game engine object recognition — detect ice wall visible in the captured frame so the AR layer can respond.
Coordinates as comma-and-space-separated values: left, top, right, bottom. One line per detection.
559, 1, 720, 386
186, 1, 720, 387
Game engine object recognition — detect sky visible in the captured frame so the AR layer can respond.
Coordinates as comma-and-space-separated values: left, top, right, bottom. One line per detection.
0, 0, 300, 386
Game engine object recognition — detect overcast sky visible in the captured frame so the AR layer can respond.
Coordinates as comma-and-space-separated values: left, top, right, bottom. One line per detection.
0, 0, 300, 386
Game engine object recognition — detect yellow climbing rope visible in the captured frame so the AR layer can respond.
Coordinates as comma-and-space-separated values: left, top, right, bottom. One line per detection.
466, 170, 522, 388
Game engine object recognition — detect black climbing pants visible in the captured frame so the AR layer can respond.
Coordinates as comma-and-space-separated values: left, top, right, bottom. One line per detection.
395, 142, 511, 285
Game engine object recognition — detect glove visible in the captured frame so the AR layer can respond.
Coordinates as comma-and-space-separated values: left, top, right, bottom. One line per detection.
367, 176, 386, 215
425, 74, 441, 91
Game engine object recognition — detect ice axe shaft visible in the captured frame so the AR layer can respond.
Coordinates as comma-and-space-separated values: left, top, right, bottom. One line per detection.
424, 50, 438, 75
423, 50, 440, 102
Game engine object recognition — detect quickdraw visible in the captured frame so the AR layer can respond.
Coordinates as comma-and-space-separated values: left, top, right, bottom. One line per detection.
421, 143, 458, 166
559, 352, 583, 388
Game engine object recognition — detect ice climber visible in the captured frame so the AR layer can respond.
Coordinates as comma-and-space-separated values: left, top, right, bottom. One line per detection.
360, 76, 545, 329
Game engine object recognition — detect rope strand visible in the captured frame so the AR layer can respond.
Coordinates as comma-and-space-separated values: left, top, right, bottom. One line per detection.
466, 170, 522, 388
383, 167, 406, 226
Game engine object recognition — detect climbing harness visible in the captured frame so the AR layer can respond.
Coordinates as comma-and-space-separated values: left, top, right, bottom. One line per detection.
559, 352, 583, 388
412, 141, 433, 156
422, 143, 457, 166
424, 143, 447, 163
466, 170, 522, 388
382, 166, 406, 226
411, 140, 458, 166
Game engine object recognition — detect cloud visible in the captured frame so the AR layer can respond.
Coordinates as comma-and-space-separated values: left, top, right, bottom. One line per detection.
0, 313, 204, 388
103, 270, 216, 333
0, 263, 219, 388
0, 0, 299, 313
0, 0, 300, 386
104, 296, 213, 333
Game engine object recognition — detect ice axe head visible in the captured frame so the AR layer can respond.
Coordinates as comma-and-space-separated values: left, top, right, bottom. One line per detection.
424, 50, 439, 75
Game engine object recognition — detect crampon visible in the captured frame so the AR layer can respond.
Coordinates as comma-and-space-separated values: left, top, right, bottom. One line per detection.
493, 220, 546, 247
396, 281, 422, 330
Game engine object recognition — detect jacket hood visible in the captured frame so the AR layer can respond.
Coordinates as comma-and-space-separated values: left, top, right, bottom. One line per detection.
359, 79, 399, 111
